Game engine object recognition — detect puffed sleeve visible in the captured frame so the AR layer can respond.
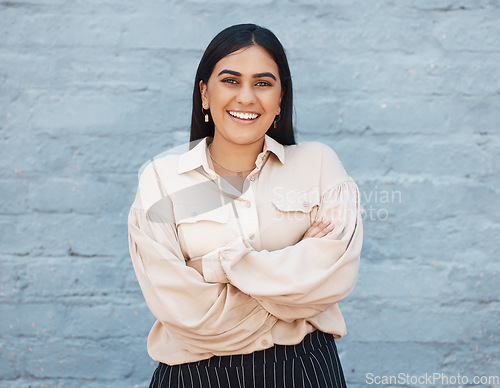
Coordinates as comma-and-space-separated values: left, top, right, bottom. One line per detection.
127, 164, 273, 354
201, 144, 363, 322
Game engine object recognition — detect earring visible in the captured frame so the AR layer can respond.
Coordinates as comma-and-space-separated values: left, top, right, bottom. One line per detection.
202, 107, 209, 123
274, 113, 281, 128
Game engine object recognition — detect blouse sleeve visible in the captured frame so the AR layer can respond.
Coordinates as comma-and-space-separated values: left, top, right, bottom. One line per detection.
127, 170, 272, 354
201, 145, 363, 323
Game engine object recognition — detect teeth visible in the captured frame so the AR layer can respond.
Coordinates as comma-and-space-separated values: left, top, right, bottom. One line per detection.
229, 111, 259, 120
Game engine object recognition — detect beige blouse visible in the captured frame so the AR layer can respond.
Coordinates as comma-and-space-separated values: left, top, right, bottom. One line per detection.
127, 134, 363, 366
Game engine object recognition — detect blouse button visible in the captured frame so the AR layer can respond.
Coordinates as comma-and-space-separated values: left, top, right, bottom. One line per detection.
261, 339, 269, 346
249, 175, 255, 181
246, 202, 252, 208
249, 233, 255, 240
303, 201, 309, 208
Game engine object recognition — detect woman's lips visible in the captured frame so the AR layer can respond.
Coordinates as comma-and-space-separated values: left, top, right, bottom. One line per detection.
227, 110, 261, 124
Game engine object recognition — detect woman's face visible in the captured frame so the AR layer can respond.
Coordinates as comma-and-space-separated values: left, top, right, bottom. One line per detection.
200, 45, 284, 146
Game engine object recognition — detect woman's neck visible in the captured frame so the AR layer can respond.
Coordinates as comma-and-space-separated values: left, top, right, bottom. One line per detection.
207, 134, 264, 175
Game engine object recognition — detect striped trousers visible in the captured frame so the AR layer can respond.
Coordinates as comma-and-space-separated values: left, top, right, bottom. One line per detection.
149, 329, 347, 387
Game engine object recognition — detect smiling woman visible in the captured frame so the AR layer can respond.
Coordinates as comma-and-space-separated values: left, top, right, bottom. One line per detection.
199, 45, 283, 141
128, 23, 363, 388
198, 44, 284, 191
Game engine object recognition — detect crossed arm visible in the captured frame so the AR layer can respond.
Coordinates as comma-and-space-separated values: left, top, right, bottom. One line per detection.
186, 216, 336, 276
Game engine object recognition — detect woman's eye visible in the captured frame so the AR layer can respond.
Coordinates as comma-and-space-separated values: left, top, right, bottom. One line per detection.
221, 79, 271, 87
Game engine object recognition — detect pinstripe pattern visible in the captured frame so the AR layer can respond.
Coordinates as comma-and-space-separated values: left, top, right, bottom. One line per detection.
149, 330, 347, 387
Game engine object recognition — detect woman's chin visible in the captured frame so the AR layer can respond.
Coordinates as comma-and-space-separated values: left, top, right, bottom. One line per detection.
225, 130, 267, 145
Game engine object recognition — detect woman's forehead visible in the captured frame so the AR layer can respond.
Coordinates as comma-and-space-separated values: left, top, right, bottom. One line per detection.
214, 45, 278, 73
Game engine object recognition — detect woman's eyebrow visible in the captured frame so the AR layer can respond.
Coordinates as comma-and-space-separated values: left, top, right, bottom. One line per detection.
217, 69, 277, 81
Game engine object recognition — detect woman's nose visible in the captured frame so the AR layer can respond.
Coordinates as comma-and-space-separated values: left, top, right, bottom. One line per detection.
235, 83, 256, 104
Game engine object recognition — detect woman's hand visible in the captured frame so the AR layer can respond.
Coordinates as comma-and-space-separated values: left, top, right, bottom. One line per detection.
300, 216, 334, 241
185, 256, 204, 276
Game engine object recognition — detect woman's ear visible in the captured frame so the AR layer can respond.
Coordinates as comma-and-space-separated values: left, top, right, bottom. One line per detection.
199, 80, 209, 109
277, 88, 285, 114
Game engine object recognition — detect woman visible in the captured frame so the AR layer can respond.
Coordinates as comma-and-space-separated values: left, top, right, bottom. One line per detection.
128, 23, 363, 387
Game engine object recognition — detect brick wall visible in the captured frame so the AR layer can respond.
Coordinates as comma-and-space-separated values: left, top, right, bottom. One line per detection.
1, 0, 498, 386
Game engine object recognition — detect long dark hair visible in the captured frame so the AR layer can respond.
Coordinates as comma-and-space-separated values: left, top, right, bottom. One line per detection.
190, 23, 296, 146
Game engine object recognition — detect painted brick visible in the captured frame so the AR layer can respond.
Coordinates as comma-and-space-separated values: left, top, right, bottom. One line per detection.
1, 0, 499, 385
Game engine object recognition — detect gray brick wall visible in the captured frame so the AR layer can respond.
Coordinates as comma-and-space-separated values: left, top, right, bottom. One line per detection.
1, 0, 498, 387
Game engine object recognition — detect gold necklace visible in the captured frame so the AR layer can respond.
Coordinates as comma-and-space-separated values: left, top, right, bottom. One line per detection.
207, 144, 255, 178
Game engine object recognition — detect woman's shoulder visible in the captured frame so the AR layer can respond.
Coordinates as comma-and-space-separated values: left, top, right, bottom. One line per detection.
137, 154, 179, 186
285, 141, 343, 166
284, 140, 350, 186
131, 153, 180, 211
287, 139, 323, 150
287, 139, 336, 152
